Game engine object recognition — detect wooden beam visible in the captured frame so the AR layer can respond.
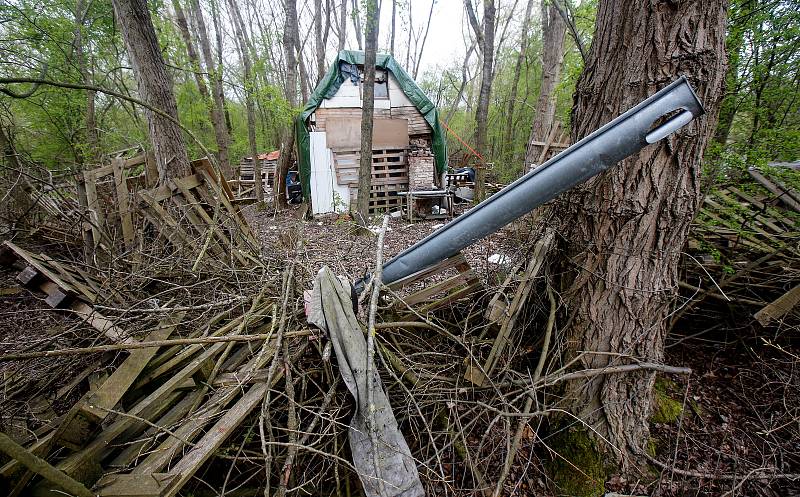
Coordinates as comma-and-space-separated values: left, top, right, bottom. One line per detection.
81, 312, 185, 422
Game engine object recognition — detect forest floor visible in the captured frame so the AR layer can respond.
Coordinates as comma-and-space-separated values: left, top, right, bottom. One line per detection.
0, 205, 797, 496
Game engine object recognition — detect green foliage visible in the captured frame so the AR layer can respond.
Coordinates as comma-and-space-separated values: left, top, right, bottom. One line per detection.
715, 0, 800, 162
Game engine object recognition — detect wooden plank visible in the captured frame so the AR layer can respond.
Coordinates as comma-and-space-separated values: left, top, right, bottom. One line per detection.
38, 255, 97, 303
96, 473, 174, 497
754, 284, 800, 326
81, 313, 185, 422
108, 389, 204, 469
161, 382, 270, 497
70, 300, 131, 344
4, 242, 77, 295
113, 157, 136, 250
171, 179, 248, 265
144, 151, 159, 188
56, 338, 234, 477
131, 342, 279, 476
748, 167, 800, 212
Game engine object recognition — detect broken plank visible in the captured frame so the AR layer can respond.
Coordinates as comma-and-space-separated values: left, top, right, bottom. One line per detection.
95, 473, 175, 497
754, 284, 800, 326
162, 382, 271, 497
81, 312, 185, 422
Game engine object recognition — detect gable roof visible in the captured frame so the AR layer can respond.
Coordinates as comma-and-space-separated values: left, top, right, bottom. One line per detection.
295, 50, 448, 198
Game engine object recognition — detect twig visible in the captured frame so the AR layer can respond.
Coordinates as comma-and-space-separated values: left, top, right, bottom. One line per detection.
0, 330, 310, 361
492, 283, 557, 496
366, 214, 389, 496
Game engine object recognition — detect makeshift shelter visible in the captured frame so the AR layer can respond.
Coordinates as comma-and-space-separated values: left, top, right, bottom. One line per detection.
296, 50, 448, 215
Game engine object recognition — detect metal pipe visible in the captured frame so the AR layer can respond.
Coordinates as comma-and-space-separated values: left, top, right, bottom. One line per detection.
371, 76, 705, 289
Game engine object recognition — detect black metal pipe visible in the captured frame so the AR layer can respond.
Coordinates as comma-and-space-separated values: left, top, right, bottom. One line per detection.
365, 76, 704, 290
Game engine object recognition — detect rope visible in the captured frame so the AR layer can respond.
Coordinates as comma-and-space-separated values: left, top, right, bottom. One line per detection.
439, 118, 487, 165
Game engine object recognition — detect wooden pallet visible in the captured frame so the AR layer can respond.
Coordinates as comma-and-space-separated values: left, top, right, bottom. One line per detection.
334, 149, 409, 213
387, 252, 483, 315
0, 241, 128, 343
136, 159, 262, 268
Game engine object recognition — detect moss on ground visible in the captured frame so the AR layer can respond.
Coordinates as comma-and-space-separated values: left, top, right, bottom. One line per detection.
650, 378, 684, 424
547, 426, 609, 497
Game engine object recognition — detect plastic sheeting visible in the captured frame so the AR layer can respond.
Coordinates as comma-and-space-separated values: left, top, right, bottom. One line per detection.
296, 50, 448, 199
307, 267, 424, 497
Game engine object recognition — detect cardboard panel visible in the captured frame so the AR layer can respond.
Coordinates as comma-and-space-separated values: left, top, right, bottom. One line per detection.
326, 118, 410, 150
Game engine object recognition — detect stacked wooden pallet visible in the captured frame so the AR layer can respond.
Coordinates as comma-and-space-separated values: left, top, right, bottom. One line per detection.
333, 149, 409, 212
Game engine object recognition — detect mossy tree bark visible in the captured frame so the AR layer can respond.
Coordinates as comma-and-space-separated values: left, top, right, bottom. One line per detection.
549, 0, 728, 472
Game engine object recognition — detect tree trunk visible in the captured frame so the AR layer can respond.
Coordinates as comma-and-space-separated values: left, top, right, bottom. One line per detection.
276, 0, 299, 208
315, 0, 325, 80
227, 0, 263, 202
466, 0, 495, 202
351, 0, 363, 50
548, 0, 727, 474
209, 0, 233, 135
74, 0, 99, 164
412, 0, 435, 79
524, 1, 566, 169
390, 0, 396, 55
337, 0, 347, 52
355, 0, 379, 225
502, 0, 534, 161
188, 0, 232, 178
111, 0, 190, 181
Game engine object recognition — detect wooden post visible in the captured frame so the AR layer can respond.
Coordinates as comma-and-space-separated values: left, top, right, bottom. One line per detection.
112, 158, 135, 250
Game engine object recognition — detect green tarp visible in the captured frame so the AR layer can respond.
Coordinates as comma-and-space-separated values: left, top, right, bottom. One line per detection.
295, 50, 448, 199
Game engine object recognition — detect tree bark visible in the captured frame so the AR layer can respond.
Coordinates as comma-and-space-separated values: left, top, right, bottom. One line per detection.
548, 0, 727, 472
276, 0, 299, 208
227, 0, 263, 201
502, 0, 534, 161
74, 0, 99, 164
187, 0, 232, 178
337, 0, 347, 52
355, 0, 379, 225
390, 0, 396, 55
524, 1, 566, 168
466, 0, 495, 202
351, 0, 363, 50
315, 0, 325, 80
111, 0, 190, 181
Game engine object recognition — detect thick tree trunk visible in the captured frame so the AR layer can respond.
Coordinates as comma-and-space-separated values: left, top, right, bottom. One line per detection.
466, 0, 495, 202
524, 1, 566, 169
502, 0, 534, 161
355, 0, 379, 225
111, 0, 190, 181
276, 0, 299, 208
549, 0, 727, 472
227, 0, 262, 202
188, 0, 232, 178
